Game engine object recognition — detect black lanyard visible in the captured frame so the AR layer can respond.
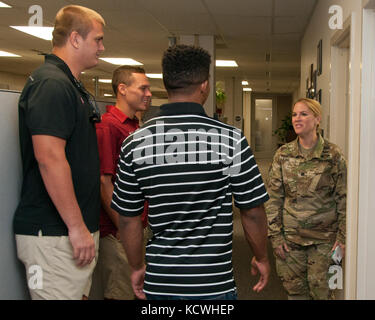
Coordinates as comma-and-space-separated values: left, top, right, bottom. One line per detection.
47, 54, 101, 123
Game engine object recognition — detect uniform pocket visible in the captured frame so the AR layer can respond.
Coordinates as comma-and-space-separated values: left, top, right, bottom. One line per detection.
308, 169, 334, 193
284, 180, 297, 196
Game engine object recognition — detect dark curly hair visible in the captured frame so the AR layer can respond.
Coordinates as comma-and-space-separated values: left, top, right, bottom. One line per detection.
162, 45, 211, 93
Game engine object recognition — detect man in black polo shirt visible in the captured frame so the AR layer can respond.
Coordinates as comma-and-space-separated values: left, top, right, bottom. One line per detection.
112, 44, 270, 300
14, 5, 105, 300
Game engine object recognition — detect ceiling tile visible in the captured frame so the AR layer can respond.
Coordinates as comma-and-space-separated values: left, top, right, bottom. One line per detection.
204, 0, 273, 16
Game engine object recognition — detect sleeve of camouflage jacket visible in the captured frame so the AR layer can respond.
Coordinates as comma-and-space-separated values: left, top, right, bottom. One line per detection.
265, 149, 286, 249
334, 153, 347, 245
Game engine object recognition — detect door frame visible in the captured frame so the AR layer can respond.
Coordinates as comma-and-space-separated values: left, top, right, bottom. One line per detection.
357, 2, 375, 299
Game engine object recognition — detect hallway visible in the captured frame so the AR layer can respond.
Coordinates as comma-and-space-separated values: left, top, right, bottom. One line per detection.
232, 158, 287, 300
1, 0, 375, 300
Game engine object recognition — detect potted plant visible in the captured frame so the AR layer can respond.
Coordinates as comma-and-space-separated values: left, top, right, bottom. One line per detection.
273, 113, 297, 147
215, 87, 226, 115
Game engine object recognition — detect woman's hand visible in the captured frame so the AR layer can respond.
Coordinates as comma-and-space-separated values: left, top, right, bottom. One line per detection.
275, 242, 290, 260
331, 241, 345, 259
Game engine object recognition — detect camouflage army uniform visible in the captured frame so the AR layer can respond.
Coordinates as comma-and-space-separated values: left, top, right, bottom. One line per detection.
265, 135, 346, 299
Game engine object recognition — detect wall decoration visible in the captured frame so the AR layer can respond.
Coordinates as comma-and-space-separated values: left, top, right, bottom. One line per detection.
317, 39, 323, 75
312, 70, 317, 98
307, 87, 314, 99
306, 64, 314, 98
317, 89, 322, 104
306, 78, 310, 98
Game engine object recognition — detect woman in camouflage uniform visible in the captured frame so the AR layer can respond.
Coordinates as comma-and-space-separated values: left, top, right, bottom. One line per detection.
266, 98, 346, 300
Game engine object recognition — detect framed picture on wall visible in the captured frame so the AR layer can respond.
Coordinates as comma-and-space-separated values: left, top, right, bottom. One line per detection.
312, 70, 317, 98
306, 78, 310, 97
317, 89, 322, 104
307, 88, 314, 99
317, 39, 323, 75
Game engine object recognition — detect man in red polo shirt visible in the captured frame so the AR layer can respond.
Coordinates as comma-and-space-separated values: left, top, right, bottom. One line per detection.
95, 66, 152, 299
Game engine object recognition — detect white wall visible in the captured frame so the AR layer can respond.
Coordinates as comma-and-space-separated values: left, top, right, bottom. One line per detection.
300, 0, 364, 299
292, 87, 300, 105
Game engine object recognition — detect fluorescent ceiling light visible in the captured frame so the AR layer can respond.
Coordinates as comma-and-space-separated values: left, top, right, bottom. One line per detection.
146, 73, 163, 79
0, 2, 11, 7
100, 58, 143, 66
216, 60, 238, 67
0, 50, 20, 57
95, 79, 111, 83
10, 26, 53, 41
104, 94, 113, 97
243, 88, 253, 92
242, 81, 249, 86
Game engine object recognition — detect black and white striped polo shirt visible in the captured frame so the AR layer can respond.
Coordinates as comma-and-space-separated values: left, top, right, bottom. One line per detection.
111, 102, 269, 297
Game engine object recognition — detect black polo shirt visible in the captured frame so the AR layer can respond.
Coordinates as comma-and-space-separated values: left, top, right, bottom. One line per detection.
112, 102, 269, 297
14, 54, 100, 236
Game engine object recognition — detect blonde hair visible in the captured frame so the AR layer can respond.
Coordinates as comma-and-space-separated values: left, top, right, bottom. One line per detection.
293, 98, 322, 117
52, 5, 105, 48
293, 98, 322, 131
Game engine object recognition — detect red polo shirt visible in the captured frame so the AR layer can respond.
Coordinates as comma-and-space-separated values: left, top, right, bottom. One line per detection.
96, 105, 147, 238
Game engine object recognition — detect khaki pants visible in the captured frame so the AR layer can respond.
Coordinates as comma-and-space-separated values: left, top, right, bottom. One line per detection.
95, 234, 134, 300
16, 231, 99, 300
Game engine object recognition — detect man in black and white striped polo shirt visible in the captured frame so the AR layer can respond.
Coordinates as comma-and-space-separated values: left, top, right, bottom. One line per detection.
111, 44, 270, 300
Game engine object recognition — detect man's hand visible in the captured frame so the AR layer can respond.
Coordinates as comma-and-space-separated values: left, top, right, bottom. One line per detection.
251, 256, 270, 293
69, 225, 95, 267
240, 205, 270, 292
131, 264, 146, 300
119, 215, 146, 299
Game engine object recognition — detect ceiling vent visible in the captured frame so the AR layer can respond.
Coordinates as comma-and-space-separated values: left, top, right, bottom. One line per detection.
215, 35, 227, 49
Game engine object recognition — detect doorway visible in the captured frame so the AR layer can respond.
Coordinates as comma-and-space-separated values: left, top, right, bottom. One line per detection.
251, 96, 276, 159
250, 94, 293, 160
